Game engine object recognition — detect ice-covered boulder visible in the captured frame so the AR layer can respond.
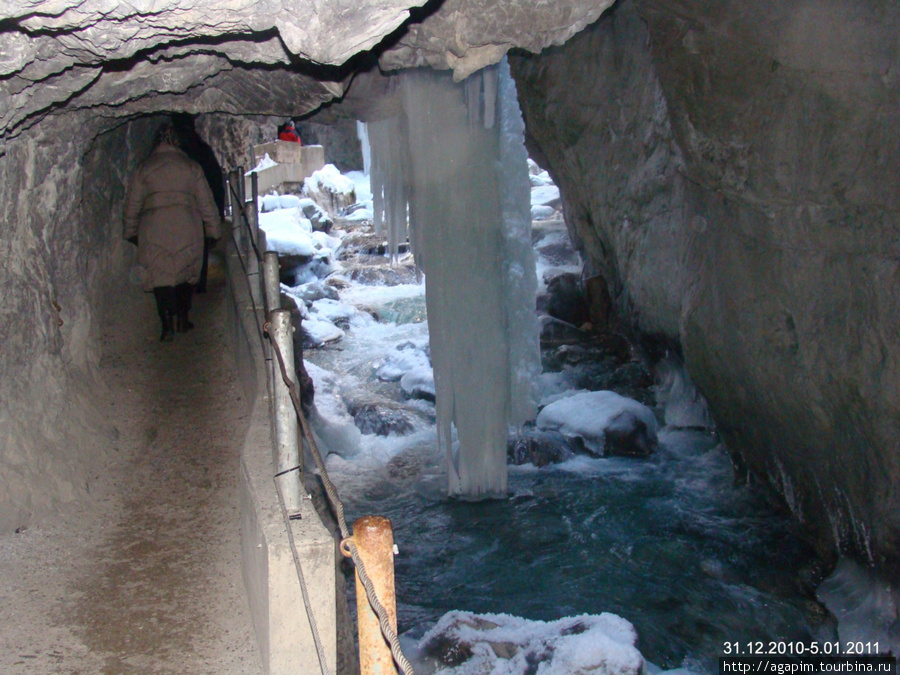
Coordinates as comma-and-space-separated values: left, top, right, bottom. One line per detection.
416, 610, 645, 675
259, 207, 314, 254
531, 184, 561, 210
376, 342, 431, 382
536, 390, 658, 457
297, 197, 334, 232
311, 298, 372, 329
302, 315, 344, 347
531, 204, 556, 220
303, 164, 357, 216
400, 366, 435, 402
287, 280, 340, 304
260, 193, 303, 212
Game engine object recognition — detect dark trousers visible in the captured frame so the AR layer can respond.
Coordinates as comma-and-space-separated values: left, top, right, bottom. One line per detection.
153, 283, 193, 330
196, 239, 210, 293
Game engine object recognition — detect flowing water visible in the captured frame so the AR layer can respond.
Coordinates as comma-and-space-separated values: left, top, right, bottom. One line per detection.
304, 283, 834, 673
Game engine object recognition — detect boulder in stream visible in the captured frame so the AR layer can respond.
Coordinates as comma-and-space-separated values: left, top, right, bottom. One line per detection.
536, 390, 658, 458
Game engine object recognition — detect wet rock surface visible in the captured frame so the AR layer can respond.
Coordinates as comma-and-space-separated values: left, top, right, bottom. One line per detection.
339, 259, 420, 286
512, 0, 900, 568
507, 426, 576, 466
343, 393, 430, 436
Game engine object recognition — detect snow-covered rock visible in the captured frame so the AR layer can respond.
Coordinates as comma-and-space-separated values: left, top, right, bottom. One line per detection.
417, 610, 645, 675
302, 315, 345, 346
310, 298, 369, 328
304, 164, 357, 216
297, 197, 334, 232
531, 184, 561, 209
536, 390, 658, 457
400, 366, 435, 402
260, 193, 302, 212
377, 342, 431, 382
531, 204, 556, 220
259, 207, 315, 255
286, 280, 340, 304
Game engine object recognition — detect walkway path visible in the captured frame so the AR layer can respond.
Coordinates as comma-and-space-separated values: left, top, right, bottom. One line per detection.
0, 251, 261, 673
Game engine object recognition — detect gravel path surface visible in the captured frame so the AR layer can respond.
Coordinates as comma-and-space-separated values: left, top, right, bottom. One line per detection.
0, 253, 262, 674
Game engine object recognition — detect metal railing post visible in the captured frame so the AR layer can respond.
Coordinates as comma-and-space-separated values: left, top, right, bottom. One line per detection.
222, 169, 234, 222
269, 308, 302, 512
352, 516, 399, 675
263, 251, 281, 315
246, 172, 262, 306
237, 164, 246, 205
229, 169, 243, 250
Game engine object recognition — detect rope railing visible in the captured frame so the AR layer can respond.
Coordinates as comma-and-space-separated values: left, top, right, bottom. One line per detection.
227, 168, 415, 675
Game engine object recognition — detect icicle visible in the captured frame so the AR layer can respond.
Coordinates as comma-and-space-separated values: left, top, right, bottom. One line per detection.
483, 65, 499, 130
401, 60, 538, 499
368, 115, 411, 262
356, 121, 371, 176
497, 58, 540, 424
465, 73, 482, 128
368, 118, 388, 236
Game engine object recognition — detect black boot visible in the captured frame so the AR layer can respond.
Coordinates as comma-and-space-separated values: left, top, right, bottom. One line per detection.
154, 286, 176, 342
175, 283, 194, 332
159, 315, 175, 342
176, 311, 194, 333
160, 311, 175, 342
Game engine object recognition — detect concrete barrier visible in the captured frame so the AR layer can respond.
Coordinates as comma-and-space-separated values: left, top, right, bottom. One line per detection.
246, 143, 327, 196
226, 229, 338, 674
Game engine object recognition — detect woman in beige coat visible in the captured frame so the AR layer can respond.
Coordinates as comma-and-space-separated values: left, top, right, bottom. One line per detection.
124, 124, 221, 341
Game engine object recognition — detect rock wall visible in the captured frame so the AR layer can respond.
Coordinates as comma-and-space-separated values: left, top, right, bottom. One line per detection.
0, 114, 155, 531
296, 120, 364, 172
512, 0, 900, 572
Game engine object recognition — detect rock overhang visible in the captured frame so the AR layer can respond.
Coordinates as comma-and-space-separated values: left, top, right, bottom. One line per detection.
1, 0, 615, 139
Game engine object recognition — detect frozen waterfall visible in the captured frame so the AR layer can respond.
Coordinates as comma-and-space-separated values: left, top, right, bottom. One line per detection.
364, 61, 540, 499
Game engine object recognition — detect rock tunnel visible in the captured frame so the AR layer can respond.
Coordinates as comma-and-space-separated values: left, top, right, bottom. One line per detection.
1, 0, 899, 670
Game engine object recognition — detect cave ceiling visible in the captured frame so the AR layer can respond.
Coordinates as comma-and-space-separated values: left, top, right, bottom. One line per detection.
1, 0, 614, 139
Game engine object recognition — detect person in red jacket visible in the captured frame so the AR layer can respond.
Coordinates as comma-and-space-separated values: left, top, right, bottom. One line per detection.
278, 120, 301, 144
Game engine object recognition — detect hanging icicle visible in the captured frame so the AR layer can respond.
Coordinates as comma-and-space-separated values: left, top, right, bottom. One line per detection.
400, 60, 539, 499
367, 116, 411, 263
356, 121, 371, 176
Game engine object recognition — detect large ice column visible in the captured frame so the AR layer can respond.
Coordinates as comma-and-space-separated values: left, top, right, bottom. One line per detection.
402, 60, 539, 499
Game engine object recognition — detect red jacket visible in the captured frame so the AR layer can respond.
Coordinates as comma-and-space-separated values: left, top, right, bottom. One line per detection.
278, 129, 301, 144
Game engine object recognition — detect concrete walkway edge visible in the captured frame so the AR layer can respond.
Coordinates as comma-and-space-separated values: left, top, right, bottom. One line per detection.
226, 234, 338, 675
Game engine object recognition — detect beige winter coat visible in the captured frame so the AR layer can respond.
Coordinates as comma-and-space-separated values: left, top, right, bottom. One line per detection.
123, 143, 221, 292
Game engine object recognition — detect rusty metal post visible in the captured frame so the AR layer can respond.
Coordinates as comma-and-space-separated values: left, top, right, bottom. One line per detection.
263, 251, 281, 315
269, 308, 302, 512
350, 516, 398, 674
